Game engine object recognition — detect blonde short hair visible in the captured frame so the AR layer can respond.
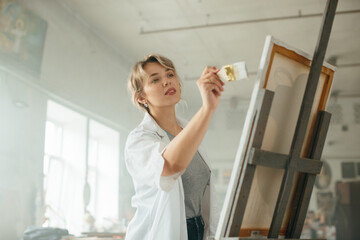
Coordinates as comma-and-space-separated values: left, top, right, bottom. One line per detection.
127, 54, 180, 112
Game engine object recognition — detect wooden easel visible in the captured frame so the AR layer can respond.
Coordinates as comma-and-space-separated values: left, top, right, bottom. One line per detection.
214, 0, 338, 239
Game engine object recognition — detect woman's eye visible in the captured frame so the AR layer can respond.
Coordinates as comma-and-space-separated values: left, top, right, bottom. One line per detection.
168, 73, 174, 77
152, 78, 159, 83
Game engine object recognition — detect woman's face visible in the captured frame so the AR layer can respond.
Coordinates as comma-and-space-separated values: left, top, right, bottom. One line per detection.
139, 62, 181, 111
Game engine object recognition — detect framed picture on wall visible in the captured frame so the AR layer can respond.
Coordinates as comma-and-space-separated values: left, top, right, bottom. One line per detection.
341, 162, 356, 179
0, 0, 47, 75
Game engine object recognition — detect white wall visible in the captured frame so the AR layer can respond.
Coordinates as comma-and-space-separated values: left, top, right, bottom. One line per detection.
19, 0, 141, 130
0, 72, 47, 239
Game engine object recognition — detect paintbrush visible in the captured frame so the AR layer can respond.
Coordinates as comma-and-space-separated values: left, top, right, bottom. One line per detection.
217, 61, 248, 82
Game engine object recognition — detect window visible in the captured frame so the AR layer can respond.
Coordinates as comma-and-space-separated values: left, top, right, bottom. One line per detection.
87, 120, 119, 228
43, 100, 119, 234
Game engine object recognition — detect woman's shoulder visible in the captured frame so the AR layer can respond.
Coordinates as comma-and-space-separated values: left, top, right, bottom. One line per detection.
126, 116, 163, 145
127, 126, 158, 142
127, 126, 156, 143
128, 113, 167, 138
126, 112, 189, 144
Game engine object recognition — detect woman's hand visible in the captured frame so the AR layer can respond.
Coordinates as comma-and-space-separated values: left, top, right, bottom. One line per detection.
197, 66, 224, 112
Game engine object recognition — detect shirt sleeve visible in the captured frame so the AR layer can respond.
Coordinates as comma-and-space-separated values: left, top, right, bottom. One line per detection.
125, 130, 184, 192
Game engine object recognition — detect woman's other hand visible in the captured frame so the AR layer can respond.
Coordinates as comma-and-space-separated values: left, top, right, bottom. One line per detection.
197, 66, 224, 112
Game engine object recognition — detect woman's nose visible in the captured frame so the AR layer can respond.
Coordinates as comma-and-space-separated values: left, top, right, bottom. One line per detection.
163, 78, 171, 86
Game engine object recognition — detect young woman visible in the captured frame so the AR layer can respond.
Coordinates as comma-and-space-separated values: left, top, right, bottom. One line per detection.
125, 54, 224, 240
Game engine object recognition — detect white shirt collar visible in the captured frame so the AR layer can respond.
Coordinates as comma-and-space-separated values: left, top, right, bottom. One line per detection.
140, 112, 188, 138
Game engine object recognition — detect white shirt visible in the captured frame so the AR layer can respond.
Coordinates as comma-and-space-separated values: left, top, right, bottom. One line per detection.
125, 112, 219, 240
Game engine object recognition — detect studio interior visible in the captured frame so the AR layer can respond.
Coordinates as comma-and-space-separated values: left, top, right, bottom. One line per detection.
0, 0, 359, 240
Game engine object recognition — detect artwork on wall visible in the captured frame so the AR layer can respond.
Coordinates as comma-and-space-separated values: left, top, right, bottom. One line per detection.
0, 0, 47, 75
341, 162, 356, 178
216, 36, 336, 238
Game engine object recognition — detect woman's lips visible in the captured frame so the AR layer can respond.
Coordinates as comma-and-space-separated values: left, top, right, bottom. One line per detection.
165, 87, 176, 95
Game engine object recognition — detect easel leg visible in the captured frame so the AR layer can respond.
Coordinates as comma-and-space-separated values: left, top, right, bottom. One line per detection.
286, 111, 331, 238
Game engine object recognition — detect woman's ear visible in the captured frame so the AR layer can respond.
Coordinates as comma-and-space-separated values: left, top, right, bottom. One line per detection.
137, 95, 146, 105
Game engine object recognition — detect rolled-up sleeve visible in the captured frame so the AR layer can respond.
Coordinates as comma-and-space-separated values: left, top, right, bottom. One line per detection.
125, 130, 184, 192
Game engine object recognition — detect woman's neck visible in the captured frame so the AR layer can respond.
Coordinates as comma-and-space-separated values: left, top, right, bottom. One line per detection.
150, 107, 182, 136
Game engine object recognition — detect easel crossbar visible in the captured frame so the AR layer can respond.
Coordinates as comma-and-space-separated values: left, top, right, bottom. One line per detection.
249, 148, 323, 174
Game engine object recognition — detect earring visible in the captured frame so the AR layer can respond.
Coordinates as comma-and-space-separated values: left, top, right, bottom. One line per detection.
144, 102, 148, 108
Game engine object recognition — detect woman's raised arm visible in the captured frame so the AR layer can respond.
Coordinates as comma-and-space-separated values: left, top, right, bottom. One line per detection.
161, 66, 225, 176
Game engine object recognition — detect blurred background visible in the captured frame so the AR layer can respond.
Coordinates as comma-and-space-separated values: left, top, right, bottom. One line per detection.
0, 0, 359, 239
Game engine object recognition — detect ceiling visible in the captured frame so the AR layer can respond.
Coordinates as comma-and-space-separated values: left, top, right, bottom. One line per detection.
57, 0, 360, 117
